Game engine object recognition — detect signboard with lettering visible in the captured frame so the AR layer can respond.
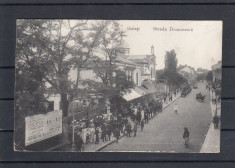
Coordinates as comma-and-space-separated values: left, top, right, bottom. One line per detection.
25, 110, 62, 146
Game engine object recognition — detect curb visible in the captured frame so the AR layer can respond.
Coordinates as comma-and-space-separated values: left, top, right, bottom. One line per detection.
96, 93, 182, 152
96, 133, 127, 152
200, 90, 219, 153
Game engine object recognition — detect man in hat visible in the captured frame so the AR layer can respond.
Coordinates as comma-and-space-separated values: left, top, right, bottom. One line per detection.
183, 127, 190, 148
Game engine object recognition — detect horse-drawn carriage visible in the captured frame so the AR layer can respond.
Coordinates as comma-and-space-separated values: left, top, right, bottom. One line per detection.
196, 93, 205, 102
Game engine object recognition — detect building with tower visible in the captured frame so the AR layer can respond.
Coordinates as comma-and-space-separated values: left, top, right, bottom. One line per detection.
118, 45, 157, 84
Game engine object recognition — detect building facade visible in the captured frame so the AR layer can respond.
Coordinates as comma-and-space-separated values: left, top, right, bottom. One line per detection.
119, 45, 156, 84
211, 61, 222, 82
177, 65, 197, 84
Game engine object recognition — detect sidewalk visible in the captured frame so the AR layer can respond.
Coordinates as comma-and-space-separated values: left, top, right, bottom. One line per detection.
200, 90, 220, 153
82, 91, 182, 152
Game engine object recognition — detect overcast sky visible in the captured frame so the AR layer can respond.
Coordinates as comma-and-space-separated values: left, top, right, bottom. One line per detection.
118, 20, 222, 70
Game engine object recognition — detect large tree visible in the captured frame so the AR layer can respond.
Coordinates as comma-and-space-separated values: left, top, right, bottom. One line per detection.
165, 49, 178, 72
88, 21, 134, 101
16, 20, 104, 116
158, 49, 186, 86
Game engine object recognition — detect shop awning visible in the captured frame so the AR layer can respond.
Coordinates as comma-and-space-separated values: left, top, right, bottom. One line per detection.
122, 89, 142, 101
134, 86, 148, 96
142, 81, 157, 94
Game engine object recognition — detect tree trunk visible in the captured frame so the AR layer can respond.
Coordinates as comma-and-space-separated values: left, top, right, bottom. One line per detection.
61, 93, 68, 116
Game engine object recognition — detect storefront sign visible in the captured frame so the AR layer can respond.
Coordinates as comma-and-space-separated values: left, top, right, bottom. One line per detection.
25, 110, 62, 146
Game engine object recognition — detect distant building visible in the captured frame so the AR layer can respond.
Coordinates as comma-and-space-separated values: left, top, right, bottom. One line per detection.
196, 68, 209, 75
177, 65, 197, 84
211, 61, 222, 82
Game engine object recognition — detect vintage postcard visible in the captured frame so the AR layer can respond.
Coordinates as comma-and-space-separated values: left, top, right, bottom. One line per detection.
14, 20, 222, 152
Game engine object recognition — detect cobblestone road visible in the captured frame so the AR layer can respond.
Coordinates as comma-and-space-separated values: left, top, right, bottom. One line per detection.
101, 82, 212, 152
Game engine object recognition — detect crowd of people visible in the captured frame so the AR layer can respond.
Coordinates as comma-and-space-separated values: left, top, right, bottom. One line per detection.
68, 90, 181, 151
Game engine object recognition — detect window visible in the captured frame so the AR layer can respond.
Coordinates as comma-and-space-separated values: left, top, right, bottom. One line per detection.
128, 71, 132, 82
136, 73, 138, 85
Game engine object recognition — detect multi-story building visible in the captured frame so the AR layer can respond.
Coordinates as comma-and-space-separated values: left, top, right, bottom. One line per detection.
120, 45, 156, 83
115, 56, 142, 86
211, 61, 222, 82
177, 65, 197, 84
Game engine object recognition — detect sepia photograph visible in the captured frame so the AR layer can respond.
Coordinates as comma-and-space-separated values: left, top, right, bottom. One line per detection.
14, 20, 222, 153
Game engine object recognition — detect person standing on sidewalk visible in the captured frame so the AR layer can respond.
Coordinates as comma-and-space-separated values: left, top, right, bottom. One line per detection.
95, 127, 100, 144
159, 101, 163, 112
106, 123, 112, 141
133, 122, 138, 137
126, 122, 132, 137
140, 119, 144, 131
75, 132, 84, 151
183, 127, 190, 148
174, 104, 178, 115
213, 114, 220, 129
114, 127, 120, 143
144, 110, 148, 124
101, 125, 107, 142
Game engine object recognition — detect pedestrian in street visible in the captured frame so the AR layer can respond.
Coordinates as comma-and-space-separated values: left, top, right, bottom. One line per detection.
114, 127, 120, 143
101, 125, 107, 142
75, 132, 83, 151
90, 127, 95, 143
146, 107, 150, 119
95, 127, 100, 144
106, 124, 112, 141
144, 111, 148, 124
136, 111, 141, 125
133, 122, 137, 137
174, 104, 178, 115
183, 127, 190, 148
68, 126, 72, 147
159, 101, 163, 112
213, 114, 220, 129
126, 122, 132, 137
140, 119, 144, 131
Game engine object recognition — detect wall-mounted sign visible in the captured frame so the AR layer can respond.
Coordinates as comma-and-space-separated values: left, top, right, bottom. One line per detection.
25, 110, 62, 146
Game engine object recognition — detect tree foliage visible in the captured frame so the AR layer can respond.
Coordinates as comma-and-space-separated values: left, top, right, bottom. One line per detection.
88, 21, 134, 100
206, 71, 213, 82
165, 49, 178, 72
16, 20, 134, 116
157, 49, 186, 86
16, 20, 106, 116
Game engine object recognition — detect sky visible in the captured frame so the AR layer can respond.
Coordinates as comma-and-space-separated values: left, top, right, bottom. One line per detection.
118, 20, 222, 70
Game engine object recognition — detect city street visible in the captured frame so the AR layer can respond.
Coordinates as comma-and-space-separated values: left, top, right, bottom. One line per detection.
101, 82, 212, 152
